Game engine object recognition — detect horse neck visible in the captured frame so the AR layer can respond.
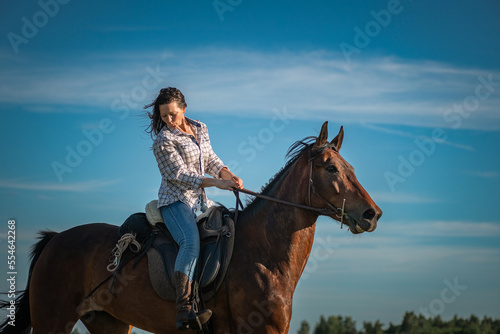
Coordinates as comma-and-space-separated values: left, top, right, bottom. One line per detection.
237, 155, 318, 287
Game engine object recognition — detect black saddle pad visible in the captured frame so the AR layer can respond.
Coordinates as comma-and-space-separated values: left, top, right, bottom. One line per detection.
119, 206, 235, 301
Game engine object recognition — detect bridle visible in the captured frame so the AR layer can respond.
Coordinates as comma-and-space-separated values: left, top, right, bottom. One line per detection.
307, 152, 347, 225
232, 147, 348, 225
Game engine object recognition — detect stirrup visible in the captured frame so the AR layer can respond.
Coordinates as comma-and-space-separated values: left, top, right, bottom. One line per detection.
187, 309, 203, 330
176, 309, 202, 331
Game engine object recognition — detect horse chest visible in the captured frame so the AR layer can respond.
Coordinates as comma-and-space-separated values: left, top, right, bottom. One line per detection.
238, 278, 293, 331
231, 298, 292, 334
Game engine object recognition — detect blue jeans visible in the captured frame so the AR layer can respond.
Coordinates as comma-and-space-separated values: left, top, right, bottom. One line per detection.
160, 201, 200, 281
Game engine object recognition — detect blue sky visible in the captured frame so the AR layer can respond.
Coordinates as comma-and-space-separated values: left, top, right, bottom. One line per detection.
1, 0, 500, 332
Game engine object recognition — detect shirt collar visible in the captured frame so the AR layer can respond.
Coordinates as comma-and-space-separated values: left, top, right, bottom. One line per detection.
185, 117, 201, 128
162, 117, 201, 137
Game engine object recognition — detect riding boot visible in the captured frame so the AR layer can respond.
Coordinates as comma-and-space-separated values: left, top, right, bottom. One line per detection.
174, 271, 212, 331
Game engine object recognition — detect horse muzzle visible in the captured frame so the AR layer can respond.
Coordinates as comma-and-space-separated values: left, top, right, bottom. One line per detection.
346, 206, 382, 234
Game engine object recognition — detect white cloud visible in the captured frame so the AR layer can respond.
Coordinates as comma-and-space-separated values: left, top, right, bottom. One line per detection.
316, 218, 500, 244
205, 187, 237, 197
371, 191, 440, 204
0, 178, 122, 192
400, 220, 500, 238
359, 220, 500, 238
1, 48, 499, 129
92, 25, 168, 32
463, 170, 499, 179
361, 123, 475, 151
308, 219, 500, 277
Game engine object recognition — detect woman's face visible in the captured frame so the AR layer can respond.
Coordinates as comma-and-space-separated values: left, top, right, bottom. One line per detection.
159, 102, 186, 129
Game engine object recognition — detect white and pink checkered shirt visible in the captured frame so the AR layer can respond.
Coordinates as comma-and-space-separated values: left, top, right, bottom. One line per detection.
153, 118, 226, 213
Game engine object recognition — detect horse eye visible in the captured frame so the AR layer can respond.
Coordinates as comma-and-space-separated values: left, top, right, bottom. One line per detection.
326, 165, 338, 173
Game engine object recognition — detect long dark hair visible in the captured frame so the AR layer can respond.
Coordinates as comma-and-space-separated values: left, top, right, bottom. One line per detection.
144, 87, 187, 136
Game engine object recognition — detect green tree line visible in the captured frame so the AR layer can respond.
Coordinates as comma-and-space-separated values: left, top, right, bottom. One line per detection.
70, 312, 500, 334
71, 329, 140, 334
297, 312, 500, 334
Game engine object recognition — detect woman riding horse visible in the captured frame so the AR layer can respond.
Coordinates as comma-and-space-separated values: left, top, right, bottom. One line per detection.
0, 117, 382, 334
144, 87, 243, 331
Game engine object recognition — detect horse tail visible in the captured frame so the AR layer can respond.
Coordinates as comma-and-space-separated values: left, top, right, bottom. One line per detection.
0, 230, 58, 334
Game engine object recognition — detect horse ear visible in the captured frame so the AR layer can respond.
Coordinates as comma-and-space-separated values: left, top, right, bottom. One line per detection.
331, 126, 344, 151
314, 121, 329, 148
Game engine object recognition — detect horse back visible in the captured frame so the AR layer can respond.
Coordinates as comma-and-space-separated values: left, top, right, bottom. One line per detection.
29, 223, 120, 306
37, 223, 119, 260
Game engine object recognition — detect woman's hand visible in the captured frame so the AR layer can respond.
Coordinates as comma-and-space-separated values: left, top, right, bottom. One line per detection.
201, 178, 242, 191
201, 167, 243, 191
216, 179, 239, 191
219, 167, 243, 189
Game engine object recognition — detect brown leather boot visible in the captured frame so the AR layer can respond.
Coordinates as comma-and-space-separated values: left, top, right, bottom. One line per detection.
174, 271, 212, 331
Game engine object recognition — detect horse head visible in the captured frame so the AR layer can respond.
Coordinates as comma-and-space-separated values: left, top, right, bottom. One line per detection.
306, 121, 382, 234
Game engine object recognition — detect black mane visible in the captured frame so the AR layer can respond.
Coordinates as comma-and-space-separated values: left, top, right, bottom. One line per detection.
242, 135, 333, 209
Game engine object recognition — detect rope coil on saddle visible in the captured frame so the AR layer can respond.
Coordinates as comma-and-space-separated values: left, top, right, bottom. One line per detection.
107, 233, 142, 272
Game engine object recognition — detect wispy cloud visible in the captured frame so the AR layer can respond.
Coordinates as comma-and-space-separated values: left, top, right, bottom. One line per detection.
317, 219, 500, 244
371, 191, 440, 204
345, 220, 500, 240
390, 220, 500, 238
0, 178, 122, 192
361, 123, 475, 151
308, 219, 500, 277
92, 25, 168, 32
205, 187, 237, 197
463, 170, 499, 179
1, 48, 499, 129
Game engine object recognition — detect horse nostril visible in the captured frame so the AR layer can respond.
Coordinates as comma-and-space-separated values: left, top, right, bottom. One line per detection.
363, 208, 376, 221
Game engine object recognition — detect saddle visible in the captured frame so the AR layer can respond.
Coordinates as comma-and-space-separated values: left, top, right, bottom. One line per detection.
116, 202, 235, 302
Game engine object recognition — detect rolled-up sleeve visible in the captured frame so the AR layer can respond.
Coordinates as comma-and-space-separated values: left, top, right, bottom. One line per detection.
153, 139, 204, 191
203, 127, 226, 178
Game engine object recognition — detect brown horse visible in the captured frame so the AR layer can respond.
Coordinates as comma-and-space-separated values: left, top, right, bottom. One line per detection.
1, 121, 381, 334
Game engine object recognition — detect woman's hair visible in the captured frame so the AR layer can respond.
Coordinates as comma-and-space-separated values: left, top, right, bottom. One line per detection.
144, 87, 187, 136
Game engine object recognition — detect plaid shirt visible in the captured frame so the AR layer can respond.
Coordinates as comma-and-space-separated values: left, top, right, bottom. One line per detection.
153, 118, 226, 213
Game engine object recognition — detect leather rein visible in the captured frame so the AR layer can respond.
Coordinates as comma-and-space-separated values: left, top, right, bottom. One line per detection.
231, 156, 346, 221
232, 187, 341, 217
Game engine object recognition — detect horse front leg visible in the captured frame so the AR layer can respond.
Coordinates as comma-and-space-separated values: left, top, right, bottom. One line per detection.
81, 311, 132, 334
